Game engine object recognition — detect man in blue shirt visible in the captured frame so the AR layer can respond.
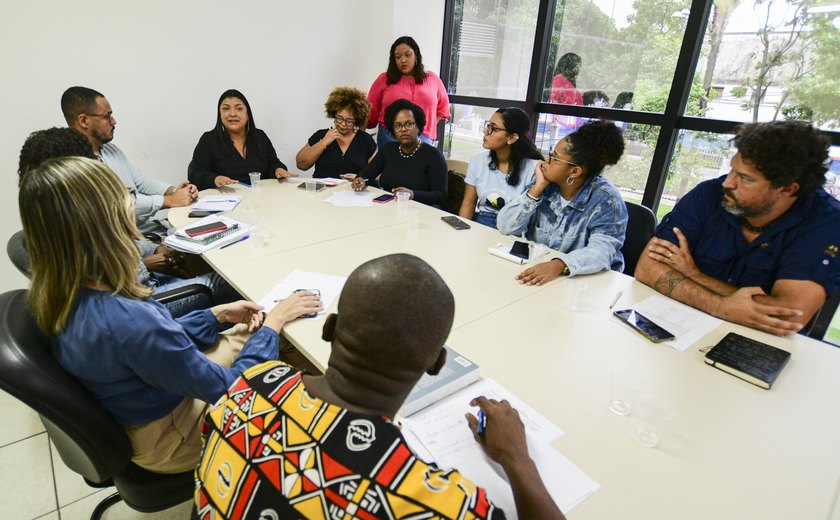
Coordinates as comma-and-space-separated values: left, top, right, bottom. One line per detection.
636, 121, 840, 336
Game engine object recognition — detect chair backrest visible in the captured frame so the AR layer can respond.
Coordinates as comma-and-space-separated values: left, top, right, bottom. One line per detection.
0, 289, 132, 483
7, 230, 30, 278
443, 170, 466, 215
446, 159, 468, 177
804, 289, 840, 342
621, 201, 657, 276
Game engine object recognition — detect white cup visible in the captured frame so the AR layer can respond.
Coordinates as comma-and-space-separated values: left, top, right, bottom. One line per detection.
608, 369, 645, 416
305, 179, 318, 193
407, 208, 421, 230
396, 191, 410, 211
565, 280, 589, 312
250, 226, 266, 248
631, 394, 676, 448
248, 172, 261, 189
528, 242, 548, 265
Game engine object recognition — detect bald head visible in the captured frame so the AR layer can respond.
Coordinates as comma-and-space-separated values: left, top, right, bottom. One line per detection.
332, 254, 455, 375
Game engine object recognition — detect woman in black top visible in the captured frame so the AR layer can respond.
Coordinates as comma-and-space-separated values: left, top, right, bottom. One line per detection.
189, 89, 296, 190
296, 87, 377, 179
352, 99, 447, 207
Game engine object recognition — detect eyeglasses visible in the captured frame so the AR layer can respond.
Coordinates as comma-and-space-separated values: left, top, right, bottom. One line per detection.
87, 112, 114, 121
484, 122, 508, 135
549, 152, 578, 167
334, 115, 356, 127
393, 121, 416, 131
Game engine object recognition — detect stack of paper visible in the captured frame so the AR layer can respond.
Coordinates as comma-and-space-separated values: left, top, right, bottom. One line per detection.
323, 190, 376, 207
164, 215, 252, 254
190, 195, 242, 213
631, 295, 722, 351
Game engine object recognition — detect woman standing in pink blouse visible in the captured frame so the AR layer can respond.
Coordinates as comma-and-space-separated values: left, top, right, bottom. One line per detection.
366, 36, 450, 147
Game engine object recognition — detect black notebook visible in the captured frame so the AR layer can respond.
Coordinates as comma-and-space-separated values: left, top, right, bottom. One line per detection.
704, 332, 791, 389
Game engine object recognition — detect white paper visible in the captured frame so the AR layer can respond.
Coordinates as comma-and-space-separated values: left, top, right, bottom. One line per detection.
317, 178, 348, 186
163, 215, 253, 254
488, 243, 527, 264
400, 378, 598, 517
191, 195, 242, 212
323, 190, 376, 207
257, 269, 347, 318
632, 295, 722, 351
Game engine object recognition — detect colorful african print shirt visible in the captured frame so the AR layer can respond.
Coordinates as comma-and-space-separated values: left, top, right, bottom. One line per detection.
195, 361, 506, 520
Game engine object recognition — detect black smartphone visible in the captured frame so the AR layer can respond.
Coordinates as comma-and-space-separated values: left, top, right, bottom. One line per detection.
373, 194, 396, 204
297, 182, 326, 191
441, 216, 470, 230
188, 210, 222, 218
185, 221, 227, 237
612, 309, 676, 343
294, 289, 321, 318
510, 240, 530, 260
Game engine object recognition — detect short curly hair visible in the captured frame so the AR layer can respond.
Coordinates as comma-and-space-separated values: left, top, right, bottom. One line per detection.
324, 87, 371, 127
564, 120, 625, 178
384, 99, 426, 136
18, 127, 95, 184
733, 121, 829, 198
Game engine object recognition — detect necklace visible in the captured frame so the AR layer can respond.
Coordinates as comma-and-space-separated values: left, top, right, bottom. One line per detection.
398, 141, 422, 159
741, 216, 775, 233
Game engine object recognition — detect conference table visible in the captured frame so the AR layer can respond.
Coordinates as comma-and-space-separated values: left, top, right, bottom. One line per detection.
169, 180, 840, 520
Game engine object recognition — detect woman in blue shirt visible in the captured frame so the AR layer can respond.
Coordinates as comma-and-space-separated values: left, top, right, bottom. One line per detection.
497, 120, 628, 285
458, 107, 543, 228
19, 157, 321, 473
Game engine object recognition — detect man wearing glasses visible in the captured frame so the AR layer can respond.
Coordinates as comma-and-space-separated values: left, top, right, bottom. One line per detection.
61, 86, 197, 238
635, 121, 840, 337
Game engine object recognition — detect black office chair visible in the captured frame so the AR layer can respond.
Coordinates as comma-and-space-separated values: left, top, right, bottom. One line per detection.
621, 201, 657, 276
0, 290, 195, 519
443, 170, 466, 215
804, 289, 840, 342
6, 229, 213, 318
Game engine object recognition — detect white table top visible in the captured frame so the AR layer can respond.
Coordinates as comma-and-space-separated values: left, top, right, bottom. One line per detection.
171, 182, 840, 519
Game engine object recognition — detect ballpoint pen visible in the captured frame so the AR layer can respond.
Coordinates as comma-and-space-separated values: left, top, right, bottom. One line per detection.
608, 290, 623, 309
476, 409, 487, 436
220, 235, 249, 249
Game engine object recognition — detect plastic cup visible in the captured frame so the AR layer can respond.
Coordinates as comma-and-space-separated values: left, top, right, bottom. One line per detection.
528, 242, 548, 265
250, 226, 266, 248
631, 394, 676, 448
608, 369, 645, 416
396, 191, 410, 211
248, 172, 261, 189
407, 208, 421, 230
305, 179, 318, 193
564, 280, 589, 312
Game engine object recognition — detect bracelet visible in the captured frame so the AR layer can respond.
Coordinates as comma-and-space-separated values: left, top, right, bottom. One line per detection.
526, 191, 541, 202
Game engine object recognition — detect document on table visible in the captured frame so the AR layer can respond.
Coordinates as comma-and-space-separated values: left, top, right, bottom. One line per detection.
190, 195, 242, 212
399, 378, 599, 516
257, 269, 347, 317
632, 295, 722, 351
323, 190, 376, 207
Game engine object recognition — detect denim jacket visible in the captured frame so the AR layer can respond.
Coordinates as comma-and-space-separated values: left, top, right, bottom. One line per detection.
497, 175, 627, 276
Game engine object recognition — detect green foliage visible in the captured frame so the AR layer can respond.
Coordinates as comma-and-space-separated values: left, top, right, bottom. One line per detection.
781, 104, 814, 121
788, 7, 840, 125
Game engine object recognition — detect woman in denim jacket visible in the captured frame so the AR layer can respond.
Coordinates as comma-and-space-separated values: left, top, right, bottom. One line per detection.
497, 120, 628, 285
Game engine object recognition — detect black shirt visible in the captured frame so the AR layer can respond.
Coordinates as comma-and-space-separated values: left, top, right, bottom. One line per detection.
360, 142, 448, 207
189, 128, 288, 190
307, 129, 377, 179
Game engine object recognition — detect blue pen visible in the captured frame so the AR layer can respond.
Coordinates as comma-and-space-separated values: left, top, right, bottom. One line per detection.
476, 409, 487, 436
220, 235, 249, 249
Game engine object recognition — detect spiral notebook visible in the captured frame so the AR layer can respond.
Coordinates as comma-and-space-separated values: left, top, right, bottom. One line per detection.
165, 215, 253, 254
175, 223, 241, 245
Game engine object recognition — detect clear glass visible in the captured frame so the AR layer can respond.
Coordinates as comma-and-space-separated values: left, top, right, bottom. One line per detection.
447, 0, 540, 100
695, 0, 840, 131
541, 0, 690, 112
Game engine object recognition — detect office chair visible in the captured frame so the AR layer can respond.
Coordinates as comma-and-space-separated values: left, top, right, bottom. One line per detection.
804, 289, 840, 343
0, 290, 195, 519
6, 229, 213, 318
621, 201, 657, 276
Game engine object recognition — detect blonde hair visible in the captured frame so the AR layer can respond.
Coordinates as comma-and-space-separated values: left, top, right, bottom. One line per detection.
19, 157, 151, 335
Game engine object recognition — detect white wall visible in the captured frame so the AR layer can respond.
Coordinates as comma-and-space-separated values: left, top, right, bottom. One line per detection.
0, 0, 444, 293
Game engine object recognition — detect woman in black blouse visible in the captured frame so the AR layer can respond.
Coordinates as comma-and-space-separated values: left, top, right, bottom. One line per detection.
296, 87, 377, 179
189, 89, 297, 190
351, 99, 447, 207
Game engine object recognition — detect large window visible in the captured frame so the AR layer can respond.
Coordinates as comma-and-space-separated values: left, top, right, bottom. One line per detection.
440, 0, 840, 343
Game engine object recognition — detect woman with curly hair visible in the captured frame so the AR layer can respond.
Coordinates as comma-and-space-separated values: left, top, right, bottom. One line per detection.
296, 87, 377, 179
498, 120, 628, 284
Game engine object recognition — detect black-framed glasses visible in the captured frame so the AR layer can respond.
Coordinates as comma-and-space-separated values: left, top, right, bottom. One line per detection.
484, 122, 508, 135
87, 112, 114, 121
334, 115, 356, 126
393, 120, 416, 131
549, 152, 578, 167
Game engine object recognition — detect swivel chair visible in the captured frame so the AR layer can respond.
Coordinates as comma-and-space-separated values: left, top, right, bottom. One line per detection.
0, 290, 195, 519
621, 201, 657, 276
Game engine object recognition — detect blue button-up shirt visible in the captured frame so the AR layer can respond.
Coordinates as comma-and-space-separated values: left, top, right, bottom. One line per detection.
655, 175, 840, 296
497, 175, 627, 275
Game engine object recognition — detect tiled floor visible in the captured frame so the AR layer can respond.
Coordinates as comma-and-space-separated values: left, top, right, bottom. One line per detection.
0, 389, 192, 519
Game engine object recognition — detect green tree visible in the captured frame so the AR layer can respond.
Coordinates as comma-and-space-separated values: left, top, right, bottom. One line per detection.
701, 0, 746, 108
789, 5, 840, 125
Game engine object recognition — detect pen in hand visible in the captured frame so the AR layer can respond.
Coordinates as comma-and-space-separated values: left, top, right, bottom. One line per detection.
476, 409, 487, 436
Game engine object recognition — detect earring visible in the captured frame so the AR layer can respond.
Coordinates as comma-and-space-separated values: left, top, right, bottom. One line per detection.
566, 175, 576, 185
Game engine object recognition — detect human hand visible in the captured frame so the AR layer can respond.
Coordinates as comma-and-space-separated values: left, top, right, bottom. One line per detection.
275, 168, 298, 180
515, 259, 565, 286
322, 127, 340, 147
716, 287, 804, 336
351, 177, 367, 191
466, 397, 529, 469
263, 290, 323, 332
144, 246, 189, 277
340, 173, 357, 181
392, 187, 414, 200
178, 181, 199, 201
214, 175, 237, 188
164, 185, 194, 208
212, 301, 265, 332
529, 161, 551, 197
647, 228, 701, 278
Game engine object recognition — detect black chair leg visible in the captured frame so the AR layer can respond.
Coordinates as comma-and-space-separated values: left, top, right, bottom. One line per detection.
90, 491, 123, 520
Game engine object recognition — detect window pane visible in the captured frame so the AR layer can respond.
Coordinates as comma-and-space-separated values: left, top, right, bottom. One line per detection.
542, 0, 691, 113
442, 104, 500, 162
695, 0, 840, 131
447, 0, 539, 100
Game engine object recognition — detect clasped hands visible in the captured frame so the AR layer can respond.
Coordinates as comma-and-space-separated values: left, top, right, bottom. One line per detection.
212, 290, 323, 333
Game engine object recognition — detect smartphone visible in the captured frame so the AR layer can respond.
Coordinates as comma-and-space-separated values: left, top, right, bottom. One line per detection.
187, 210, 223, 218
297, 182, 326, 191
373, 194, 396, 204
612, 309, 676, 343
185, 221, 227, 237
441, 216, 471, 230
510, 240, 530, 260
294, 289, 321, 318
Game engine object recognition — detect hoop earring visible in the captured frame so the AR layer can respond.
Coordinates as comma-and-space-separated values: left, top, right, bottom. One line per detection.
566, 175, 576, 185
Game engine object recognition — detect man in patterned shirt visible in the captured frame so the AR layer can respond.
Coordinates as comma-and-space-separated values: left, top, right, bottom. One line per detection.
195, 253, 564, 519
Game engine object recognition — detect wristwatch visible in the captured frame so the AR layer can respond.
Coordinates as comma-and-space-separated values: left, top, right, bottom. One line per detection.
551, 258, 570, 276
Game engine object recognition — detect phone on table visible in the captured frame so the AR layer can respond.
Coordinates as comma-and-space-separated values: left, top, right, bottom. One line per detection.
294, 289, 321, 318
441, 216, 471, 230
373, 194, 396, 204
188, 210, 223, 218
185, 221, 227, 237
612, 309, 675, 343
297, 182, 326, 191
510, 240, 530, 260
